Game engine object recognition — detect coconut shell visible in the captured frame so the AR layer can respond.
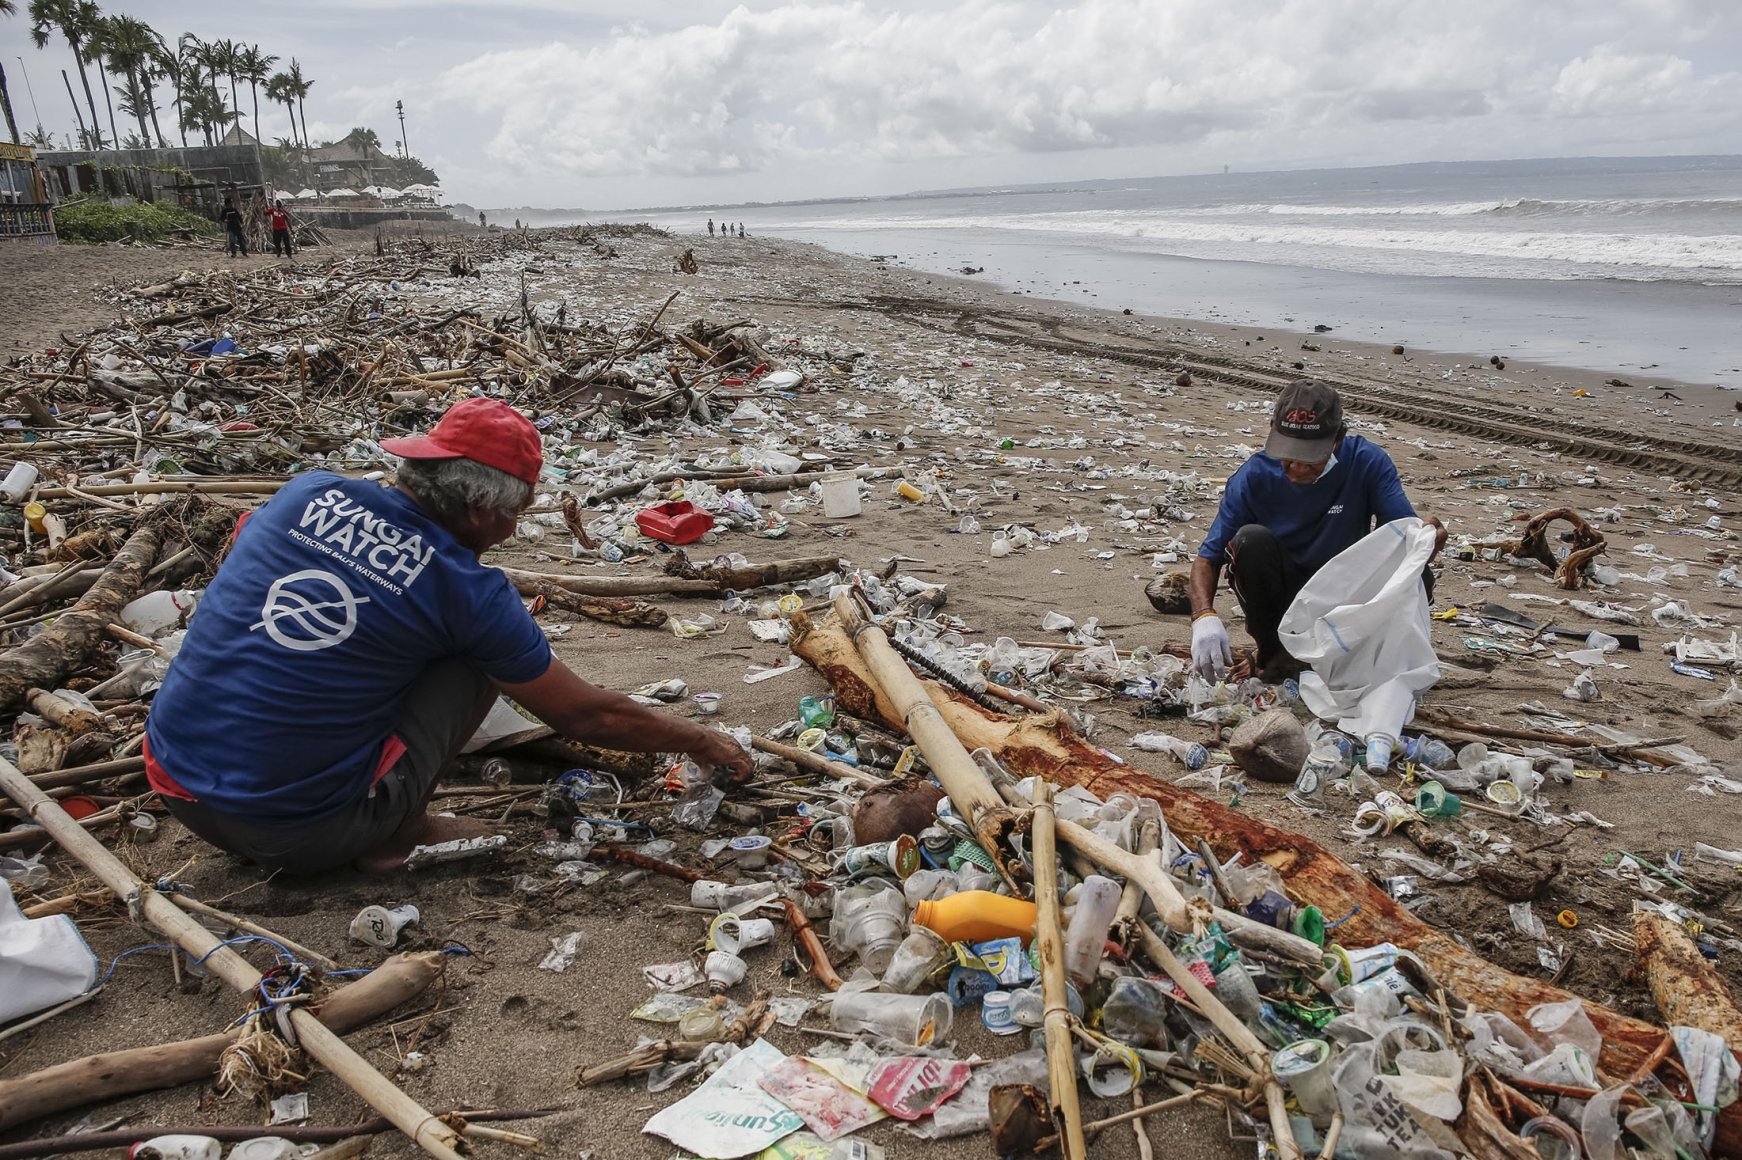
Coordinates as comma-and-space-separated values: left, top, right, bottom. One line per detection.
1144, 571, 1191, 615
1228, 707, 1310, 784
851, 777, 945, 845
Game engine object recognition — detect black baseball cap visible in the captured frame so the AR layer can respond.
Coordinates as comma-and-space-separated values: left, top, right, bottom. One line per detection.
1265, 379, 1344, 463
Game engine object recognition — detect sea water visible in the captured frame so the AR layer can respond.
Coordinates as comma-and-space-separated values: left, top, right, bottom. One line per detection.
621, 156, 1742, 386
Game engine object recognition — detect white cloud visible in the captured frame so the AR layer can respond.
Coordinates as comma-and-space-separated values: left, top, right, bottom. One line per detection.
428, 0, 1742, 202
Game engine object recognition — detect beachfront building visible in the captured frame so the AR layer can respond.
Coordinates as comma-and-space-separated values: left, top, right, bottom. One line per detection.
308, 141, 394, 192
0, 143, 56, 244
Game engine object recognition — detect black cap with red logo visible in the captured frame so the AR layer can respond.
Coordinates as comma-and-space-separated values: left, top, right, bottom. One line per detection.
1265, 378, 1345, 464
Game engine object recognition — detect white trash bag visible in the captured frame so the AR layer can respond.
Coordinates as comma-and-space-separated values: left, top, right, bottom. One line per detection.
0, 879, 99, 1024
1278, 518, 1440, 767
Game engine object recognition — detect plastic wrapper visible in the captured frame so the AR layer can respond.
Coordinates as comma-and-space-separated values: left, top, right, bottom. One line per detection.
644, 1038, 805, 1157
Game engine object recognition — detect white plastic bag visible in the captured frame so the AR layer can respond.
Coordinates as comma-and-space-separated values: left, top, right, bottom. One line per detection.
1278, 518, 1440, 752
0, 879, 99, 1023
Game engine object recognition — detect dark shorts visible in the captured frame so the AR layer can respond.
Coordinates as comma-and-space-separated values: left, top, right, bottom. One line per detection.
163, 661, 494, 874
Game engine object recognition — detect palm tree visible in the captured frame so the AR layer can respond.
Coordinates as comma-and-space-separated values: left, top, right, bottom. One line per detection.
179, 81, 229, 146
236, 44, 276, 145
95, 13, 158, 145
212, 37, 241, 139
285, 58, 311, 161
28, 0, 104, 148
0, 0, 21, 145
71, 1, 121, 149
265, 70, 298, 149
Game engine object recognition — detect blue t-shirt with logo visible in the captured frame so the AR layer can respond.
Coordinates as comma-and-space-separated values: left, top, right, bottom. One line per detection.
146, 472, 552, 822
1196, 436, 1416, 575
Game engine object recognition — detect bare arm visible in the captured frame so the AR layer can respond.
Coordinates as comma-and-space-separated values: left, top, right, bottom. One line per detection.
1188, 555, 1222, 620
497, 656, 752, 782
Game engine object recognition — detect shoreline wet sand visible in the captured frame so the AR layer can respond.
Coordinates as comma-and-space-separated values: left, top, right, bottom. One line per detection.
0, 225, 1738, 1159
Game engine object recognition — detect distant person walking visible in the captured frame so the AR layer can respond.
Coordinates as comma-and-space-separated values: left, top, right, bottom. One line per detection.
707, 218, 715, 237
221, 197, 248, 258
737, 222, 745, 237
478, 210, 487, 228
267, 199, 293, 258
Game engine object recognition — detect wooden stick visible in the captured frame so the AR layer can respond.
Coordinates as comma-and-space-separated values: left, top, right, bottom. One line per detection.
1031, 779, 1087, 1160
26, 754, 145, 789
1130, 1088, 1155, 1160
0, 760, 467, 1160
28, 480, 287, 499
750, 735, 887, 787
0, 952, 447, 1131
168, 894, 339, 971
779, 896, 844, 992
0, 560, 88, 619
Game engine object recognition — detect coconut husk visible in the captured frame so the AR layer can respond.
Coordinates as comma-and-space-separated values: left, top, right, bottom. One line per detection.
1228, 708, 1309, 784
851, 776, 945, 845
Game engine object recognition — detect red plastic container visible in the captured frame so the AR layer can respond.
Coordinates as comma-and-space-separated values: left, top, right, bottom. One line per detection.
634, 501, 715, 545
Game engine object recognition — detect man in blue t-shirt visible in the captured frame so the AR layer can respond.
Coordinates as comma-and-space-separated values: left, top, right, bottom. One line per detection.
145, 398, 751, 874
1186, 380, 1446, 683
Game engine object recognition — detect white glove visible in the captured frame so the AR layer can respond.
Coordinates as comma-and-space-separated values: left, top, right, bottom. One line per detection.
1190, 614, 1232, 680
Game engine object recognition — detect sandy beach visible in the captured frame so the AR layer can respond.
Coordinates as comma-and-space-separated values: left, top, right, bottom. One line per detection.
2, 225, 1740, 1159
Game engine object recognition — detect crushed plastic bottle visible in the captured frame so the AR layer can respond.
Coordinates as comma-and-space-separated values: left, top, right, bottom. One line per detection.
1128, 732, 1208, 770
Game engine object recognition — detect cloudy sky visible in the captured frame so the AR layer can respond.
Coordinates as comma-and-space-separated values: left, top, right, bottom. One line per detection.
4, 0, 1738, 209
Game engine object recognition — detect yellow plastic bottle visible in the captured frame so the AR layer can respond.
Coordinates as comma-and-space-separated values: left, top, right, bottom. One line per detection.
912, 891, 1038, 945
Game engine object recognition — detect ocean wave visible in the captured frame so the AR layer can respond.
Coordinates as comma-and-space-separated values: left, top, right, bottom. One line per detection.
1171, 196, 1742, 218
776, 208, 1742, 272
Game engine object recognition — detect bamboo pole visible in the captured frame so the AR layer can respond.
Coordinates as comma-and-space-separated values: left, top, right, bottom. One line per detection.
1053, 817, 1320, 965
29, 480, 288, 498
0, 758, 467, 1160
168, 894, 339, 971
1031, 779, 1087, 1160
831, 591, 1017, 877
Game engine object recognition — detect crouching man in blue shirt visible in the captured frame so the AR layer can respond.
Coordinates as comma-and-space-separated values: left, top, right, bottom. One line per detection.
144, 398, 752, 874
1187, 379, 1446, 683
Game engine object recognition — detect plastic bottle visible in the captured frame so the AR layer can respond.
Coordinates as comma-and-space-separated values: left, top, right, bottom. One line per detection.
0, 461, 38, 503
798, 695, 835, 729
479, 758, 513, 788
691, 880, 780, 911
912, 891, 1038, 944
1288, 736, 1347, 805
1063, 875, 1121, 987
1402, 735, 1455, 771
1128, 732, 1208, 770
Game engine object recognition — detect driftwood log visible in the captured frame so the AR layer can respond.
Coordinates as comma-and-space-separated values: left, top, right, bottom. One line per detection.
499, 553, 840, 599
509, 571, 668, 628
1636, 906, 1742, 1054
1480, 507, 1607, 589
0, 952, 446, 1131
789, 611, 1742, 1153
0, 525, 160, 714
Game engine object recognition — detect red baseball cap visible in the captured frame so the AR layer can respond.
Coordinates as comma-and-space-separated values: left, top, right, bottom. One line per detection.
381, 398, 543, 485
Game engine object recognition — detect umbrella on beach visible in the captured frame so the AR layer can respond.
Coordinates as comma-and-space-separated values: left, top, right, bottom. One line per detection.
375, 186, 403, 200
326, 188, 360, 198
292, 189, 318, 200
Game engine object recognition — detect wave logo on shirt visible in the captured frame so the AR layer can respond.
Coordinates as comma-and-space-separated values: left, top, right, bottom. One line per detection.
252, 568, 371, 651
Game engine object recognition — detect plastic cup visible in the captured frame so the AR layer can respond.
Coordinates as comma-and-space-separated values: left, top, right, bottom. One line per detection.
881, 925, 951, 993
829, 991, 952, 1046
711, 913, 776, 954
693, 692, 722, 716
1273, 1038, 1337, 1118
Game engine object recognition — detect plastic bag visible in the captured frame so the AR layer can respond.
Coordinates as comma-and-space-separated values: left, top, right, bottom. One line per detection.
1278, 519, 1440, 752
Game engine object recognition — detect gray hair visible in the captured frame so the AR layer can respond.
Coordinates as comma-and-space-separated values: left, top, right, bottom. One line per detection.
395, 456, 532, 522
